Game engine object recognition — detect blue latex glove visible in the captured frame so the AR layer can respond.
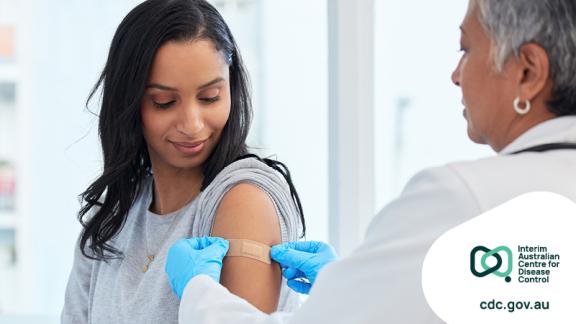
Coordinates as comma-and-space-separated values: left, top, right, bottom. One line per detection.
270, 241, 338, 294
165, 236, 229, 299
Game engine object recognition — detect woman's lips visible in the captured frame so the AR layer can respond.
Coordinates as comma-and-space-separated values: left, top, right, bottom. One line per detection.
171, 140, 207, 155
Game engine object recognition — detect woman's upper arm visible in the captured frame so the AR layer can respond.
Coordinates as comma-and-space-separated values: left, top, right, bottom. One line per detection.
211, 183, 283, 314
61, 239, 93, 323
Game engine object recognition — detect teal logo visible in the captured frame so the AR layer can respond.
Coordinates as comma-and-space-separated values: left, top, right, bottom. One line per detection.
470, 245, 513, 282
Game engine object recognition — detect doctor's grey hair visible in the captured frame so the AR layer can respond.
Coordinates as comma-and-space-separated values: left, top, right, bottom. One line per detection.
476, 0, 576, 116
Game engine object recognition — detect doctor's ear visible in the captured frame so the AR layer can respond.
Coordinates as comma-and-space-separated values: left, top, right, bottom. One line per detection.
516, 43, 552, 102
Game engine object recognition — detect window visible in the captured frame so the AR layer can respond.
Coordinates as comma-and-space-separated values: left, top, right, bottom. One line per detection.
0, 26, 15, 62
373, 0, 492, 211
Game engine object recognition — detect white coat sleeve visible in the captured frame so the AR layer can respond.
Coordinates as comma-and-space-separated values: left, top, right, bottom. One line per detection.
179, 166, 482, 324
179, 275, 293, 324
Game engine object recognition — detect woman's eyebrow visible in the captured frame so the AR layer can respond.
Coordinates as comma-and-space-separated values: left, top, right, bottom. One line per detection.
198, 77, 224, 90
145, 77, 224, 92
145, 83, 178, 92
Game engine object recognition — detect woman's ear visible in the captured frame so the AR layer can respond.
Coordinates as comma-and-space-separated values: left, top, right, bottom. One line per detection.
517, 43, 551, 101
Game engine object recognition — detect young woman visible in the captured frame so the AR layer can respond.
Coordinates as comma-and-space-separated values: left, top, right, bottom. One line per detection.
61, 0, 305, 322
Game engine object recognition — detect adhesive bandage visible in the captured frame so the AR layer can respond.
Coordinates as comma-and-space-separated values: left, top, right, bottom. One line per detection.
226, 239, 272, 264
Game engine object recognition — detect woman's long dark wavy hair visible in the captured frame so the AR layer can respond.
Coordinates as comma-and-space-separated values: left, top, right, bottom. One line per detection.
79, 0, 305, 260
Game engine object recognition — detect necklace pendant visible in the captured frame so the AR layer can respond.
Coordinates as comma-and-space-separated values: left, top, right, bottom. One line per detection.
143, 255, 155, 273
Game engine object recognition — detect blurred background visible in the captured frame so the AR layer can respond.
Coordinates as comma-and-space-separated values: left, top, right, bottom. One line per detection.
0, 0, 491, 322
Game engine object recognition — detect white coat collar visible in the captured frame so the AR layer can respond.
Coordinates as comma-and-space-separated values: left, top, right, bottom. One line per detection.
499, 116, 576, 155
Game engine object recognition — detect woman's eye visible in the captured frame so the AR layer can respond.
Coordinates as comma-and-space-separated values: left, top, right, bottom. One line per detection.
200, 96, 220, 104
153, 100, 176, 109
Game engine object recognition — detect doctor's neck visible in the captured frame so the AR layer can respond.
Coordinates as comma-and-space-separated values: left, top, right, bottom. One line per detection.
490, 113, 556, 153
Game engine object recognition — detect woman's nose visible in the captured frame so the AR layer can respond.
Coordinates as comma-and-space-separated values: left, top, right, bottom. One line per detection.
451, 63, 461, 87
176, 103, 204, 136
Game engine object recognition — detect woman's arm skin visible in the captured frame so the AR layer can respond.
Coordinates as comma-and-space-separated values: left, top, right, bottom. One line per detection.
211, 183, 283, 314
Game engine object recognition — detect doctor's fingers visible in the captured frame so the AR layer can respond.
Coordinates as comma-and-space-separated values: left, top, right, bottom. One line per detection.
271, 248, 317, 270
272, 241, 324, 254
192, 236, 229, 250
199, 239, 230, 260
282, 267, 305, 280
287, 278, 311, 294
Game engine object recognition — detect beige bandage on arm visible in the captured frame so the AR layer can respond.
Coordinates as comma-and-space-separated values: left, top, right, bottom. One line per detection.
225, 239, 272, 264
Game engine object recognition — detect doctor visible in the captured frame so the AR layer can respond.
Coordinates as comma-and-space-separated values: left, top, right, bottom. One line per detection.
166, 0, 576, 322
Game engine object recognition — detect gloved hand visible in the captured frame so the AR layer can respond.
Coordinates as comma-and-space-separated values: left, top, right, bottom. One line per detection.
270, 241, 338, 294
165, 236, 229, 299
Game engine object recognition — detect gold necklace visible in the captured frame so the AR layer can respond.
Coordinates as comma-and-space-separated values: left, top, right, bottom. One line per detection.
143, 210, 180, 273
143, 255, 155, 273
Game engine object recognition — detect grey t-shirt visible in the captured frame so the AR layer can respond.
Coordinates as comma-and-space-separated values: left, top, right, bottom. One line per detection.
61, 157, 302, 324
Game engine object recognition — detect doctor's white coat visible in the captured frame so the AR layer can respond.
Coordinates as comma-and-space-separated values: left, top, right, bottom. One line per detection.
178, 116, 576, 324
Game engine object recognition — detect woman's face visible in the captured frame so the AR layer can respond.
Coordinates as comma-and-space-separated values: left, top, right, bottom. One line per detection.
451, 0, 520, 151
141, 40, 231, 172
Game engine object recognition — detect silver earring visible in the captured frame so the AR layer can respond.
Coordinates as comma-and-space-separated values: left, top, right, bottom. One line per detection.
513, 97, 531, 115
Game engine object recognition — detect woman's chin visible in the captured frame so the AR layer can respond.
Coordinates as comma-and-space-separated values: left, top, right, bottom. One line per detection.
466, 127, 486, 145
